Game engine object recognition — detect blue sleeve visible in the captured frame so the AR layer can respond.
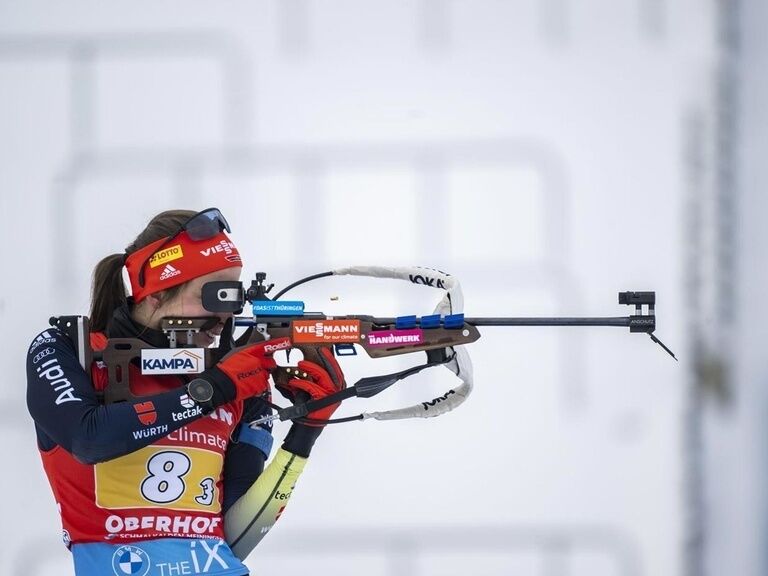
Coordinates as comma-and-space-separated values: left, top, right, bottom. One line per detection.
26, 328, 208, 464
222, 396, 273, 513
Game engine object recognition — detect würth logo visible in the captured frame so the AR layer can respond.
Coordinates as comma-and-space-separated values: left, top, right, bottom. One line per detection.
133, 401, 157, 426
159, 264, 181, 281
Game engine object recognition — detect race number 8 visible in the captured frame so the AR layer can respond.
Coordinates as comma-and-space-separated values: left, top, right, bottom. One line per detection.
140, 451, 191, 504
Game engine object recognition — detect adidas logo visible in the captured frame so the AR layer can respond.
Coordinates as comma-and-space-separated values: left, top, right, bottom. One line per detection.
159, 264, 182, 281
30, 330, 57, 353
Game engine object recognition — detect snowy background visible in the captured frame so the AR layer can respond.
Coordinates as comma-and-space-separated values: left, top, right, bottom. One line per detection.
1, 1, 765, 576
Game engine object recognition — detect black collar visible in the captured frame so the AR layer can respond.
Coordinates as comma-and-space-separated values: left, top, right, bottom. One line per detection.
107, 304, 171, 348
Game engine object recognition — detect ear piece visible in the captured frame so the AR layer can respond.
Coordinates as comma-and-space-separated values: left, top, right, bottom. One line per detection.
121, 265, 134, 298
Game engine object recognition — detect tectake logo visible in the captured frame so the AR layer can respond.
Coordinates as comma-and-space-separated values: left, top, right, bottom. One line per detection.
159, 264, 181, 281
111, 544, 151, 576
179, 394, 196, 409
172, 406, 203, 422
141, 348, 204, 375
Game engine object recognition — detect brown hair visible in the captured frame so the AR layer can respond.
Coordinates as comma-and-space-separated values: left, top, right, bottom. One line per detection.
89, 210, 196, 331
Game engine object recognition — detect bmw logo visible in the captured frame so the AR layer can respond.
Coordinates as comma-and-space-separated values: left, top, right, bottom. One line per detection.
111, 545, 151, 576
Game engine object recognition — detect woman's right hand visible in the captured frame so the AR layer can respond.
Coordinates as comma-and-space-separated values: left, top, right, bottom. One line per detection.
212, 337, 291, 402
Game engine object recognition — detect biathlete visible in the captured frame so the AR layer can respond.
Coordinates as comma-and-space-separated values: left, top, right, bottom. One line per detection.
26, 208, 344, 576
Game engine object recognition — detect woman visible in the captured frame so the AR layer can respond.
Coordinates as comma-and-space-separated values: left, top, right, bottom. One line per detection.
26, 208, 344, 576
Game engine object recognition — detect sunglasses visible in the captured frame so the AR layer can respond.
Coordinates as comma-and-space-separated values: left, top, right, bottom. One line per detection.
138, 207, 231, 287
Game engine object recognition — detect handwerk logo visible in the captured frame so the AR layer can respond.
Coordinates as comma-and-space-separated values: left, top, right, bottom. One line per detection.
367, 329, 423, 348
159, 264, 181, 281
141, 349, 204, 375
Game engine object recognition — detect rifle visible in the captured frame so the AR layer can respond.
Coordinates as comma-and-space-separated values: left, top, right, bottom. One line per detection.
52, 266, 675, 422
225, 266, 676, 426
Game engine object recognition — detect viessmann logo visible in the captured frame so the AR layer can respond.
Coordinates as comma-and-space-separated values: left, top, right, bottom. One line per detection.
141, 348, 205, 375
292, 320, 361, 343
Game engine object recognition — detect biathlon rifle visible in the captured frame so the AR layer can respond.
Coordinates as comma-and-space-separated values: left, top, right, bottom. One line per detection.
52, 266, 675, 423
213, 266, 677, 426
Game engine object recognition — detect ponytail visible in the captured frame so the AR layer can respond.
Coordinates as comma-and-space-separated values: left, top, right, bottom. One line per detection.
88, 209, 197, 332
89, 254, 127, 332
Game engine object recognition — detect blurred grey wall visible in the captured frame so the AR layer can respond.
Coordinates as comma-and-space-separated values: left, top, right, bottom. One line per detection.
694, 1, 768, 576
0, 1, 756, 576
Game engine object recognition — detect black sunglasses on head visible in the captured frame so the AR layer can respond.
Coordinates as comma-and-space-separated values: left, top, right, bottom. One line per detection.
137, 207, 231, 287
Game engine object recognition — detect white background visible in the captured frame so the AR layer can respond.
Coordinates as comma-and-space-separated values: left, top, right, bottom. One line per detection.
1, 1, 759, 576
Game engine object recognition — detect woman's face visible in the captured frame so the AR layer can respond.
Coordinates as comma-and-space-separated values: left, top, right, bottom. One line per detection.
152, 267, 243, 347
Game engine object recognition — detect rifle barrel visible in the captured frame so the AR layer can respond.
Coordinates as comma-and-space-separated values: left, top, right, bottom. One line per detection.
236, 315, 640, 329
462, 316, 633, 327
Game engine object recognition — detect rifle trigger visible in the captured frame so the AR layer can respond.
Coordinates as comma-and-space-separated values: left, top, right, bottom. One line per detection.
335, 343, 357, 356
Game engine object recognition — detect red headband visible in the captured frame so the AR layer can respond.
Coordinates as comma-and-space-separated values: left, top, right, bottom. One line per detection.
124, 231, 242, 302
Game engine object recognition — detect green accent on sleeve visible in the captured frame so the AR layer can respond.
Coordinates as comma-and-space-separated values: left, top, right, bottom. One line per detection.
225, 447, 308, 560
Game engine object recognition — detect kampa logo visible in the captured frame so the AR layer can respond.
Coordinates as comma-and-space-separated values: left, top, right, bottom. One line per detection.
292, 320, 361, 343
149, 244, 183, 268
141, 348, 204, 375
143, 355, 194, 371
159, 264, 181, 281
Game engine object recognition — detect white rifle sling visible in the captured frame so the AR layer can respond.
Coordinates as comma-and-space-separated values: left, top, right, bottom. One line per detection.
333, 266, 474, 421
